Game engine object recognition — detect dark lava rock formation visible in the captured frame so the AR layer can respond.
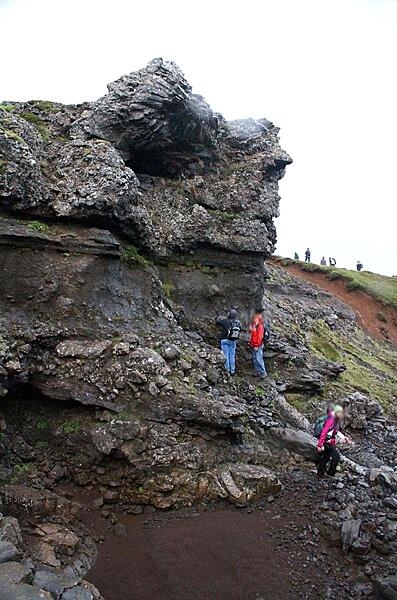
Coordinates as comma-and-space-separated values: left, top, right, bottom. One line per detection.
0, 59, 396, 599
0, 58, 293, 510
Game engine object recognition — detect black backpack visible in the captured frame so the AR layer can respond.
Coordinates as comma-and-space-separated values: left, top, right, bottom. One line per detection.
264, 323, 271, 344
227, 320, 241, 340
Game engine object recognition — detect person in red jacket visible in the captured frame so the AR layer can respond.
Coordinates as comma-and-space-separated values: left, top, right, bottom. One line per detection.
249, 308, 268, 378
316, 404, 352, 478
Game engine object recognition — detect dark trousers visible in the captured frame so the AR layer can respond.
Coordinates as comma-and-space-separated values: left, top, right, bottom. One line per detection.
316, 444, 340, 477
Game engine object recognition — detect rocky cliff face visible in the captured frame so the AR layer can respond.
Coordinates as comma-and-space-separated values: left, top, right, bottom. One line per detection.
0, 59, 293, 510
0, 59, 396, 599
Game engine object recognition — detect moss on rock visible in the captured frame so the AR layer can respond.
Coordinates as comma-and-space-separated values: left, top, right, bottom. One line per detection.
20, 111, 50, 141
309, 319, 396, 409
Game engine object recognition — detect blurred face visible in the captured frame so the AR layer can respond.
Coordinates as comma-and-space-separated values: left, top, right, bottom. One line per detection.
335, 409, 343, 419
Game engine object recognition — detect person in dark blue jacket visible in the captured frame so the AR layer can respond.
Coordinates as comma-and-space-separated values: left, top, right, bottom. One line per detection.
216, 309, 241, 376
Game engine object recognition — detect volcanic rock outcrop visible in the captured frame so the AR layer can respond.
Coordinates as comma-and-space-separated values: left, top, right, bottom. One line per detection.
1, 59, 396, 598
0, 58, 293, 511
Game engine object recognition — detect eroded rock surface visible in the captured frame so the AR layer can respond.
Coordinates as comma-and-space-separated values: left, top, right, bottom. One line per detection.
1, 58, 396, 599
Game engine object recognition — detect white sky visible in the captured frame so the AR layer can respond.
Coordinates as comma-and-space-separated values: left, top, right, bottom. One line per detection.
1, 0, 396, 275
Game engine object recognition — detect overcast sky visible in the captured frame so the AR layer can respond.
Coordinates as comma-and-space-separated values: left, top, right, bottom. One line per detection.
1, 0, 396, 275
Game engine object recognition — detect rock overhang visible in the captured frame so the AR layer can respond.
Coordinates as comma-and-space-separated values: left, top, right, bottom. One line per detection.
0, 57, 291, 261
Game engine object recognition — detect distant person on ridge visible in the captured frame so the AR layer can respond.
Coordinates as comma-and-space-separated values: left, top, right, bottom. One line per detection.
294, 252, 299, 260
329, 257, 336, 266
249, 308, 270, 379
314, 404, 352, 478
305, 248, 311, 262
356, 261, 363, 272
216, 309, 241, 376
320, 256, 327, 266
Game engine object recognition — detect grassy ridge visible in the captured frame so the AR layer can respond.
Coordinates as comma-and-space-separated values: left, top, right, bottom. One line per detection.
275, 257, 397, 309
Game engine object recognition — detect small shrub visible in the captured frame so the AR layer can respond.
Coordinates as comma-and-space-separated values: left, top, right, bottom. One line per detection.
162, 282, 175, 299
62, 421, 81, 434
36, 418, 49, 430
0, 158, 6, 175
122, 245, 149, 268
327, 271, 342, 281
28, 220, 49, 233
14, 462, 33, 475
36, 440, 49, 449
0, 104, 15, 112
279, 257, 294, 266
28, 100, 57, 112
346, 281, 361, 291
377, 312, 388, 323
300, 263, 324, 273
112, 314, 125, 323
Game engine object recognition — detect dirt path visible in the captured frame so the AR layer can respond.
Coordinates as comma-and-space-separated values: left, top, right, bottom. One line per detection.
274, 261, 397, 344
79, 472, 361, 600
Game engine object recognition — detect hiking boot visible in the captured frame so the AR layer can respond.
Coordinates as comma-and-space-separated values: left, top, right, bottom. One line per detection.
260, 374, 267, 379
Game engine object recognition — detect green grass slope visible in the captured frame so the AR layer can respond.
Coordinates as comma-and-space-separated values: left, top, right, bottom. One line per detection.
276, 258, 397, 309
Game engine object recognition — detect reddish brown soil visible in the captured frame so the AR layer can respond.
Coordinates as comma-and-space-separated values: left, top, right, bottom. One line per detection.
86, 502, 324, 600
81, 472, 360, 600
275, 261, 397, 344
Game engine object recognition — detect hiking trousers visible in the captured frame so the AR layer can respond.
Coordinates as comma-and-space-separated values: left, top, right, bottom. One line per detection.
251, 346, 267, 376
221, 339, 237, 375
317, 444, 340, 477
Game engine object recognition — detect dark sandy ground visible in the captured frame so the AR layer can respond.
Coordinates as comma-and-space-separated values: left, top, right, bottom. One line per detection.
80, 471, 364, 600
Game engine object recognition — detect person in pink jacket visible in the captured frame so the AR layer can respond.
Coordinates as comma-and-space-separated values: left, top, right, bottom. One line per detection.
316, 404, 352, 478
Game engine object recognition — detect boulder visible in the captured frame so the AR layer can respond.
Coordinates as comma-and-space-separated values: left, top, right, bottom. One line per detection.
0, 582, 52, 600
370, 468, 397, 492
373, 574, 397, 600
273, 395, 311, 431
61, 587, 94, 600
31, 541, 61, 567
0, 541, 19, 564
50, 140, 141, 225
341, 519, 361, 552
343, 392, 383, 429
0, 561, 31, 585
215, 464, 282, 504
161, 343, 181, 361
126, 347, 171, 377
266, 427, 317, 460
0, 110, 49, 210
0, 516, 23, 547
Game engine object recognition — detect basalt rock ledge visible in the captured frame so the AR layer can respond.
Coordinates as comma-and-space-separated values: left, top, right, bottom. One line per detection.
0, 58, 292, 512
1, 59, 397, 600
